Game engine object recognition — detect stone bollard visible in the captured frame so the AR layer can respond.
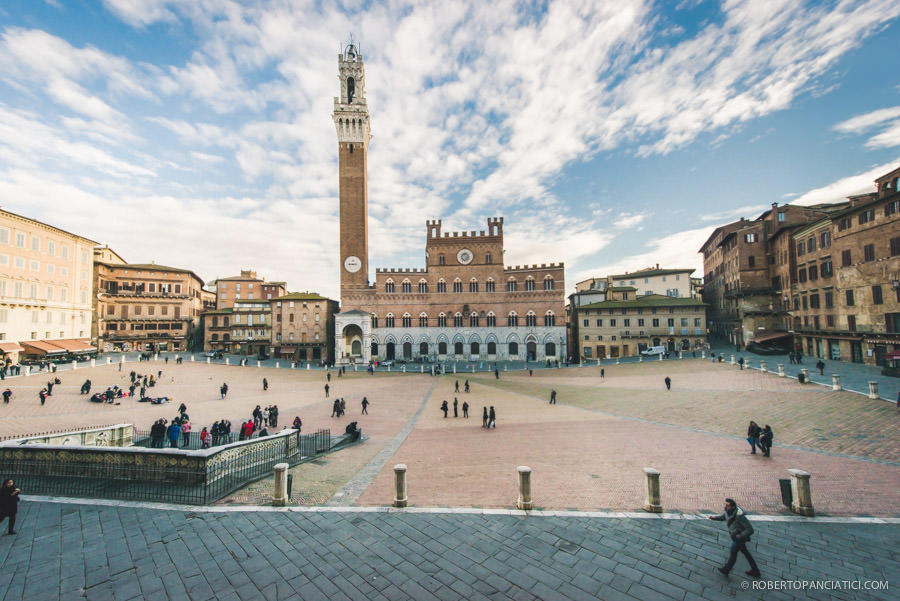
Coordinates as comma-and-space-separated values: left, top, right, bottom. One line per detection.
760, 361, 767, 373
516, 466, 533, 510
257, 361, 261, 368
832, 374, 841, 391
225, 358, 230, 365
275, 362, 279, 368
658, 353, 663, 361
154, 353, 159, 361
190, 355, 195, 362
868, 381, 879, 399
679, 351, 683, 359
504, 364, 508, 371
639, 355, 643, 362
730, 355, 735, 365
788, 469, 814, 516
72, 360, 77, 370
206, 357, 210, 364
778, 364, 785, 377
306, 364, 310, 370
800, 368, 809, 382
393, 464, 408, 508
453, 365, 457, 374
272, 463, 288, 506
387, 366, 391, 373
701, 351, 706, 359
25, 366, 31, 377
420, 365, 424, 373
106, 357, 112, 365
616, 358, 620, 365
402, 366, 407, 373
745, 359, 751, 370
471, 366, 475, 373
90, 359, 95, 368
643, 467, 662, 513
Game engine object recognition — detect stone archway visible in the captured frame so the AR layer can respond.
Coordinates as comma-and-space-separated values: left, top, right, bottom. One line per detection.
342, 324, 363, 359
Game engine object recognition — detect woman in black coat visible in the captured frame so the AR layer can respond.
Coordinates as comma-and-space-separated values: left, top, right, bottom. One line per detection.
0, 479, 21, 534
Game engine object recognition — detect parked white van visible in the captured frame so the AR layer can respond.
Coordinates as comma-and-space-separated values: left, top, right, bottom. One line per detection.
640, 345, 667, 356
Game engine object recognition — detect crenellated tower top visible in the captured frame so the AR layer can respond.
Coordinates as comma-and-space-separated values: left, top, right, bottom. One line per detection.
333, 42, 371, 148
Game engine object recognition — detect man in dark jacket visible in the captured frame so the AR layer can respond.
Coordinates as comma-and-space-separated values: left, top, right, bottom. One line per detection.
709, 498, 760, 578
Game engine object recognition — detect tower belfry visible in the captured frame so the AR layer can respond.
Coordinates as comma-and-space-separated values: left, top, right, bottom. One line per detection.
334, 42, 371, 298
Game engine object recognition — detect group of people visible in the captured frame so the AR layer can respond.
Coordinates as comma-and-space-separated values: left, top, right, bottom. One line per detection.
251, 404, 279, 429
331, 398, 347, 417
440, 397, 470, 418
746, 421, 774, 457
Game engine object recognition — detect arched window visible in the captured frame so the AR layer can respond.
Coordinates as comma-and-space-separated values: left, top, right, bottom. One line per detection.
453, 278, 462, 293
487, 341, 497, 354
507, 278, 517, 292
486, 312, 496, 327
437, 279, 446, 293
402, 313, 411, 328
419, 313, 428, 328
453, 312, 463, 327
401, 280, 411, 293
419, 342, 429, 355
469, 278, 478, 293
454, 341, 464, 355
211, 334, 218, 341
544, 311, 556, 326
418, 279, 428, 293
469, 312, 479, 327
509, 341, 519, 356
385, 279, 395, 293
471, 341, 480, 355
438, 341, 448, 354
525, 311, 537, 327
385, 313, 395, 328
525, 278, 535, 291
371, 313, 379, 328
508, 312, 519, 327
486, 278, 495, 293
544, 276, 554, 290
437, 312, 447, 328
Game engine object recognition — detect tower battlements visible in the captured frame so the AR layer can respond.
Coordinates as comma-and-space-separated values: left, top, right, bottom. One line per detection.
427, 217, 504, 239
505, 263, 565, 272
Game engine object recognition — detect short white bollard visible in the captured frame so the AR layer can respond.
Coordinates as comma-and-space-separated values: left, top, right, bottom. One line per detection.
90, 359, 96, 368
778, 364, 785, 377
272, 463, 288, 506
832, 374, 842, 391
471, 366, 475, 373
106, 357, 112, 365
701, 351, 706, 359
504, 364, 507, 371
730, 355, 735, 365
206, 357, 211, 364
387, 366, 391, 373
801, 368, 809, 382
760, 361, 767, 373
453, 365, 457, 374
402, 366, 406, 373
420, 366, 424, 373
615, 358, 620, 365
679, 351, 683, 359
257, 361, 261, 368
306, 364, 310, 370
154, 353, 159, 361
25, 366, 31, 376
868, 381, 879, 399
788, 469, 814, 516
393, 464, 408, 508
658, 353, 663, 361
516, 466, 533, 510
225, 358, 230, 365
275, 362, 280, 368
639, 355, 643, 363
643, 467, 662, 513
190, 355, 195, 362
72, 360, 77, 370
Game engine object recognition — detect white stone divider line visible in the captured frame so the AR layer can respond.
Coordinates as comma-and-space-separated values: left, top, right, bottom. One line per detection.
325, 378, 439, 506
21, 496, 900, 523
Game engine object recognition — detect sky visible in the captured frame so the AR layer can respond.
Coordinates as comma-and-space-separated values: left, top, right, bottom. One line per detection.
1, 0, 899, 300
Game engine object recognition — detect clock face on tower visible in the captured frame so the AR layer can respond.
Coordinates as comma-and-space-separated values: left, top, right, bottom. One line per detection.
457, 248, 473, 265
344, 255, 362, 273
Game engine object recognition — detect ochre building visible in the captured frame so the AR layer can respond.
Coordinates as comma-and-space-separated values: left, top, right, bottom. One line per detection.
331, 44, 566, 364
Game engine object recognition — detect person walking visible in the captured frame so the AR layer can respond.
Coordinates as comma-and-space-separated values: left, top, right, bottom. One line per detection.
331, 398, 341, 418
453, 397, 459, 417
39, 388, 48, 406
664, 376, 672, 390
494, 369, 499, 379
747, 421, 761, 454
488, 406, 496, 429
0, 479, 21, 535
549, 390, 556, 404
220, 383, 228, 399
709, 498, 761, 578
2, 388, 11, 404
464, 380, 470, 393
738, 357, 744, 370
816, 360, 825, 376
482, 406, 488, 428
759, 425, 774, 457
263, 378, 268, 391
601, 368, 605, 378
324, 383, 330, 398
462, 401, 469, 418
361, 397, 370, 414
455, 380, 459, 393
200, 427, 211, 449
440, 400, 449, 418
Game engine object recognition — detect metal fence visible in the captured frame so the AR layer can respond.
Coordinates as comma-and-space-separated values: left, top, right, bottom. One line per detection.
1, 428, 333, 505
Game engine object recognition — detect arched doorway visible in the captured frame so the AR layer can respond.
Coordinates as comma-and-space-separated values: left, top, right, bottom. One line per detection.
454, 341, 463, 355
371, 342, 378, 357
386, 342, 396, 360
342, 324, 363, 359
403, 342, 412, 360
526, 341, 537, 361
487, 341, 497, 355
471, 342, 480, 356
419, 342, 428, 356
545, 342, 556, 357
438, 341, 447, 355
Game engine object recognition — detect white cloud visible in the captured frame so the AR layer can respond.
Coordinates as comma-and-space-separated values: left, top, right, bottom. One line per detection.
792, 158, 900, 206
614, 212, 649, 229
833, 105, 900, 133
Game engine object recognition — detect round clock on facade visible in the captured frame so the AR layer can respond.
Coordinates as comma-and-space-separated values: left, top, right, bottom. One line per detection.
457, 248, 473, 265
344, 255, 362, 273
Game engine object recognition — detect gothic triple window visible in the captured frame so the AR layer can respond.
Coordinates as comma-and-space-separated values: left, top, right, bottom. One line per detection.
385, 280, 395, 293
385, 313, 395, 328
402, 313, 411, 328
438, 313, 447, 327
507, 279, 517, 292
486, 312, 496, 327
419, 313, 428, 327
544, 277, 554, 290
418, 280, 428, 293
469, 312, 479, 327
437, 279, 446, 293
453, 312, 463, 327
508, 312, 518, 327
486, 278, 495, 293
525, 278, 535, 291
401, 280, 411, 293
469, 279, 478, 293
525, 311, 537, 327
544, 311, 556, 326
453, 279, 462, 293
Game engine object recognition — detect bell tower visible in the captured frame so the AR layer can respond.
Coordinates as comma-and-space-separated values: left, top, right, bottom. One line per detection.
333, 42, 371, 299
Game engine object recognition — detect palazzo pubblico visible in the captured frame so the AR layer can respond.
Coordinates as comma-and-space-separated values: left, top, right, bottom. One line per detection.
332, 44, 566, 364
